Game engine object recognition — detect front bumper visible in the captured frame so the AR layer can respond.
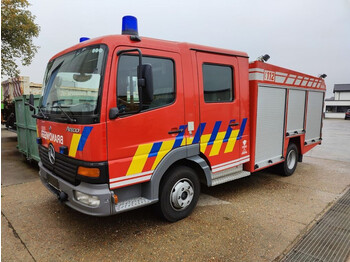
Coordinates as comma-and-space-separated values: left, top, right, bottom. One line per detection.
39, 161, 114, 216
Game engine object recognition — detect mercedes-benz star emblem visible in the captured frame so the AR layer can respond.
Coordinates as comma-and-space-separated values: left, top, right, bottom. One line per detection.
48, 144, 55, 165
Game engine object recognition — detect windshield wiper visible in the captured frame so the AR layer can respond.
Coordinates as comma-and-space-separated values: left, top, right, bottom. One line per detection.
51, 105, 76, 123
37, 105, 49, 119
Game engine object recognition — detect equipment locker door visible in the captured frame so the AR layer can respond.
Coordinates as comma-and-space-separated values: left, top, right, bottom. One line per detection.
255, 85, 286, 169
106, 48, 185, 189
305, 91, 324, 144
195, 52, 247, 173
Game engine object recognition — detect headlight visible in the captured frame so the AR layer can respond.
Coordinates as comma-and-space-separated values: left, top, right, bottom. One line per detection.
74, 191, 100, 207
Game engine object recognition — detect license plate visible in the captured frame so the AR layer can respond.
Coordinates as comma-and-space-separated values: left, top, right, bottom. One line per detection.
47, 175, 59, 191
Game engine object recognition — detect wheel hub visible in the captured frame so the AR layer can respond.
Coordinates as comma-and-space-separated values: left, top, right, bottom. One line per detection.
287, 150, 297, 170
170, 179, 194, 210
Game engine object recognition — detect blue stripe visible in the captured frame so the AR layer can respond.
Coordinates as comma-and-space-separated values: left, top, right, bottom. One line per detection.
223, 119, 236, 143
173, 125, 187, 149
77, 126, 93, 151
192, 123, 206, 144
237, 118, 247, 140
148, 142, 163, 157
208, 121, 221, 145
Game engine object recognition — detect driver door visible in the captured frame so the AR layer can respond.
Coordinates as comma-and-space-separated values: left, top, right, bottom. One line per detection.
106, 47, 185, 189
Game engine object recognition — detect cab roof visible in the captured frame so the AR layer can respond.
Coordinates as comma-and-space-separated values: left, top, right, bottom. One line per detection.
51, 34, 249, 61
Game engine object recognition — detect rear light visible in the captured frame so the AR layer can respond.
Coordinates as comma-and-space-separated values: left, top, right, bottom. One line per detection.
74, 191, 100, 207
77, 166, 100, 178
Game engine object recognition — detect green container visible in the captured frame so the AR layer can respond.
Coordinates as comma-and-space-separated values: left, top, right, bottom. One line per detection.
14, 95, 41, 162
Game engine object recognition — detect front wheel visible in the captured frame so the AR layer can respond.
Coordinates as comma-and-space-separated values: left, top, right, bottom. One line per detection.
158, 166, 200, 222
279, 143, 298, 176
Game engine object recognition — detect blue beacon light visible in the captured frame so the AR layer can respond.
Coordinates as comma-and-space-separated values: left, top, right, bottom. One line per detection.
79, 37, 90, 43
122, 15, 138, 35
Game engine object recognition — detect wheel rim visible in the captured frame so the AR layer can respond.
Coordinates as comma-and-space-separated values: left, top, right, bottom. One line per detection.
170, 178, 194, 211
287, 149, 297, 170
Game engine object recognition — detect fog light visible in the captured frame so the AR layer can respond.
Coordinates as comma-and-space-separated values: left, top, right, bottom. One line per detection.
74, 191, 100, 207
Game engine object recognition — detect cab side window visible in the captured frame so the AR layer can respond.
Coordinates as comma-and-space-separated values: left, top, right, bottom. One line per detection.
202, 63, 234, 103
117, 55, 175, 114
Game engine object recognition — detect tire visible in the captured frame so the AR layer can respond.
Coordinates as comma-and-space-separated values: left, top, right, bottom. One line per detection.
278, 143, 298, 176
158, 166, 200, 222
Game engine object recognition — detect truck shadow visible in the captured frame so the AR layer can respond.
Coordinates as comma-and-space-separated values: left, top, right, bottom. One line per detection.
49, 201, 166, 243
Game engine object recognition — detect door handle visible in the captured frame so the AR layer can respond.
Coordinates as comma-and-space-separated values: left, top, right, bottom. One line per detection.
168, 129, 183, 135
229, 123, 239, 127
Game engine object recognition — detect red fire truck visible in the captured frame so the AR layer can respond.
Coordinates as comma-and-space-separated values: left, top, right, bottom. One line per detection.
30, 16, 325, 222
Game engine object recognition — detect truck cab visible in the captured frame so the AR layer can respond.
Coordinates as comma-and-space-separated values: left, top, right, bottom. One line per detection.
36, 31, 251, 221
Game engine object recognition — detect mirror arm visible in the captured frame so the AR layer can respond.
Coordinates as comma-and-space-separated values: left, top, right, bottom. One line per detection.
24, 102, 36, 114
116, 48, 143, 81
117, 48, 142, 66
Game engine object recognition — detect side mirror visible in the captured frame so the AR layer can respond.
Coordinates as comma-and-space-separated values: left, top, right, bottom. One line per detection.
109, 107, 119, 120
138, 64, 153, 104
28, 94, 35, 112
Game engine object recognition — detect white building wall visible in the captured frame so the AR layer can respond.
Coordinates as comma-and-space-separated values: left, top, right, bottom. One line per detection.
324, 99, 350, 119
324, 112, 345, 119
339, 92, 350, 100
335, 92, 340, 100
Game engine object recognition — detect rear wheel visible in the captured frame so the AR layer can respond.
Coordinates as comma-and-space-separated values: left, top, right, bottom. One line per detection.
158, 166, 200, 222
279, 143, 298, 176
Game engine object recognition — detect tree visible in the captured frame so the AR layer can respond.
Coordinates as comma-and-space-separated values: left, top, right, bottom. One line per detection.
1, 0, 40, 77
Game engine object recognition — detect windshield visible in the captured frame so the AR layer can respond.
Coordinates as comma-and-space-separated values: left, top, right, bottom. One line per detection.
41, 45, 107, 122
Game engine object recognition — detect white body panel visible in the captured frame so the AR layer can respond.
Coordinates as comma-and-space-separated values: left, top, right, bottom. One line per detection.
305, 91, 324, 143
255, 85, 286, 169
287, 89, 306, 134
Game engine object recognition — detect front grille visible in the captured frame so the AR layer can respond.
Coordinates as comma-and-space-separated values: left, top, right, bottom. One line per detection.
39, 145, 78, 185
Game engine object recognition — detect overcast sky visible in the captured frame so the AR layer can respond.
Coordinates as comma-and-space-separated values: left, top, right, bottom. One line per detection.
15, 0, 350, 98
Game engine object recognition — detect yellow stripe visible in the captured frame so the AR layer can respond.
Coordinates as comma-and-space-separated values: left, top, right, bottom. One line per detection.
224, 130, 239, 153
209, 131, 226, 156
151, 140, 175, 170
69, 134, 81, 157
126, 143, 153, 175
186, 137, 194, 145
200, 134, 211, 153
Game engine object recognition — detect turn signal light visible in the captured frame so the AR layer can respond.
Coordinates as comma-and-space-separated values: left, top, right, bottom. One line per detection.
113, 194, 118, 204
77, 166, 100, 178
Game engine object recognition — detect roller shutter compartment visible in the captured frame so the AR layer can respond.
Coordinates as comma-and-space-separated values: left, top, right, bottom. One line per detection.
287, 89, 306, 135
305, 91, 324, 144
255, 85, 286, 169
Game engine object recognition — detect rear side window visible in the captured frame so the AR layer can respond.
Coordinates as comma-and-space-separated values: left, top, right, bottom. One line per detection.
202, 63, 234, 103
117, 55, 175, 114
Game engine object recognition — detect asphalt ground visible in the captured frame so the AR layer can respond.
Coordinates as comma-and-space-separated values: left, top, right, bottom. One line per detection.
1, 119, 350, 261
